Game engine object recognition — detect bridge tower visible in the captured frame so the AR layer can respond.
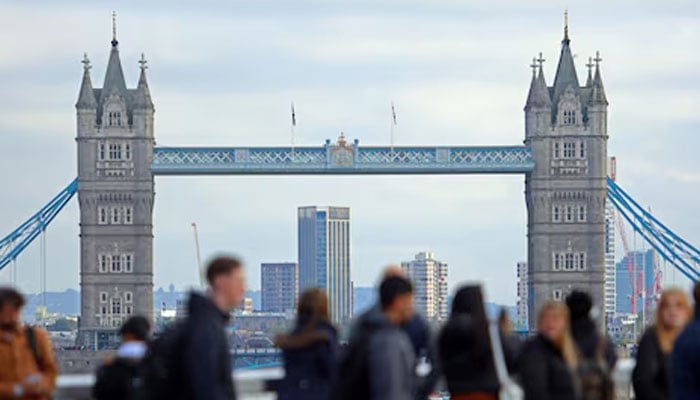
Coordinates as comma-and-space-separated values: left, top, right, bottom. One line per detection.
524, 22, 608, 329
75, 21, 155, 349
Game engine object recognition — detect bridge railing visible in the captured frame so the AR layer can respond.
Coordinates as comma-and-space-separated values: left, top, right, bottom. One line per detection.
52, 359, 636, 400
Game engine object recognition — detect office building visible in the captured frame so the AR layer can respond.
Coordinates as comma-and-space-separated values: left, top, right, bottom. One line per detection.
261, 262, 298, 313
298, 206, 352, 323
615, 249, 657, 315
401, 252, 448, 321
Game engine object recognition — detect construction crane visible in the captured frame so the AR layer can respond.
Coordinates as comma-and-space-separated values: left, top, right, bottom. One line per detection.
191, 222, 204, 288
610, 157, 640, 315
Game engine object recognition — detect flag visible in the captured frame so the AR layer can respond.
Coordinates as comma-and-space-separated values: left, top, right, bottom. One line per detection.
291, 102, 296, 127
391, 102, 397, 125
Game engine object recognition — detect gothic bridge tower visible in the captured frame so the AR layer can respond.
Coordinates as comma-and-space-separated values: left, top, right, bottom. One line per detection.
75, 17, 155, 349
524, 19, 608, 329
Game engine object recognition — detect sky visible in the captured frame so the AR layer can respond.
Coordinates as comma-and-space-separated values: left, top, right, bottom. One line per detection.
0, 0, 698, 305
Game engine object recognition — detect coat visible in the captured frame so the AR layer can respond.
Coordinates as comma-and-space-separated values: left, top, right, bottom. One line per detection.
633, 327, 670, 400
183, 292, 236, 400
277, 318, 338, 400
517, 334, 578, 400
671, 315, 700, 400
438, 314, 499, 396
0, 325, 58, 400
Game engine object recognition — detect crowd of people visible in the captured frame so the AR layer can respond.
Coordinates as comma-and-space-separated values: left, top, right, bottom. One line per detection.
0, 255, 699, 400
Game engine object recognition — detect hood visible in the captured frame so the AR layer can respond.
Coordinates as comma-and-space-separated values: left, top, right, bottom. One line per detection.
187, 291, 230, 321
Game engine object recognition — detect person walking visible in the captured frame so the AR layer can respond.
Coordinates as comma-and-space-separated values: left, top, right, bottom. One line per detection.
633, 288, 692, 400
438, 285, 499, 400
275, 288, 338, 400
93, 316, 152, 400
184, 256, 246, 400
566, 291, 616, 400
0, 287, 58, 400
335, 275, 417, 400
351, 266, 439, 400
518, 301, 578, 400
670, 282, 700, 400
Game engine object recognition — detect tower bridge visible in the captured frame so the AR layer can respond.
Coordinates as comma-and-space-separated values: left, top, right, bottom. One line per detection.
1, 18, 698, 355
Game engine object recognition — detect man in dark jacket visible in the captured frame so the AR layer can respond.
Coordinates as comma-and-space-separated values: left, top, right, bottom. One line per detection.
671, 282, 700, 400
184, 256, 246, 400
566, 291, 617, 368
346, 276, 416, 400
93, 316, 151, 400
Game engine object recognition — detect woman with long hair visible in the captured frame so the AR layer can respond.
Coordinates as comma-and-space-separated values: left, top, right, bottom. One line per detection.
633, 288, 692, 400
518, 301, 578, 400
438, 285, 499, 400
275, 288, 338, 400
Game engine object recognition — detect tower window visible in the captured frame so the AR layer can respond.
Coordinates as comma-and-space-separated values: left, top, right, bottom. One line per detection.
98, 207, 108, 225
565, 205, 574, 222
111, 256, 122, 273
563, 109, 577, 125
100, 292, 108, 303
578, 205, 587, 222
111, 298, 121, 315
553, 289, 563, 301
111, 207, 120, 224
123, 254, 133, 273
125, 305, 133, 315
563, 142, 576, 158
564, 253, 575, 271
123, 207, 133, 224
125, 143, 132, 160
99, 254, 109, 273
553, 142, 561, 159
579, 141, 585, 158
577, 253, 586, 270
125, 292, 133, 303
552, 206, 561, 222
98, 143, 106, 161
553, 253, 562, 271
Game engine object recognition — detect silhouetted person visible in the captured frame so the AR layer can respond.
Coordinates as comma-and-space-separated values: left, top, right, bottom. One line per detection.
671, 282, 700, 400
518, 301, 578, 400
0, 287, 58, 400
566, 291, 617, 368
438, 285, 498, 400
275, 288, 338, 400
335, 275, 416, 400
498, 307, 522, 373
633, 288, 691, 400
93, 316, 152, 400
185, 256, 246, 400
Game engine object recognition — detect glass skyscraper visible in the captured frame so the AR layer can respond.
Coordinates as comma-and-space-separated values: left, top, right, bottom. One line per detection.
298, 206, 352, 323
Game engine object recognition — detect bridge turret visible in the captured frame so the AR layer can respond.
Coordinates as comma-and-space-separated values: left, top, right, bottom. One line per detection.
524, 54, 551, 138
524, 15, 608, 330
75, 13, 155, 350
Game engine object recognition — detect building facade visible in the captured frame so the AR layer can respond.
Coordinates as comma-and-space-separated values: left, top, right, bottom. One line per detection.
402, 252, 448, 321
615, 250, 656, 315
261, 262, 298, 313
76, 28, 155, 349
298, 206, 352, 323
516, 261, 529, 330
604, 197, 617, 320
524, 23, 608, 329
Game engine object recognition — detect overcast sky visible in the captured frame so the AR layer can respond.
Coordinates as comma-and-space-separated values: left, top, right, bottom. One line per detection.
1, 1, 698, 305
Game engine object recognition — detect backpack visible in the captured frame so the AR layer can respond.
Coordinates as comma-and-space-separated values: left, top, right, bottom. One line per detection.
134, 321, 188, 400
331, 327, 375, 400
25, 326, 41, 369
576, 337, 614, 400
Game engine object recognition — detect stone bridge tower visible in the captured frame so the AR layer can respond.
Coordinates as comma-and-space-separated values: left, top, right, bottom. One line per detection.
75, 21, 155, 349
524, 22, 608, 329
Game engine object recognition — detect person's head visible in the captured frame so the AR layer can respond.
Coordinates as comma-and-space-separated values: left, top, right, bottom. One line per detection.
120, 315, 151, 342
655, 288, 692, 353
565, 290, 593, 322
297, 288, 329, 322
206, 256, 246, 310
379, 276, 414, 325
381, 265, 406, 280
0, 287, 25, 330
538, 301, 578, 369
498, 307, 512, 334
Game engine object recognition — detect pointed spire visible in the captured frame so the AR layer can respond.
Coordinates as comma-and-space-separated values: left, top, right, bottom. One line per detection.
585, 57, 594, 86
101, 12, 127, 102
590, 51, 608, 105
135, 53, 154, 109
76, 53, 97, 109
552, 13, 580, 105
525, 53, 551, 110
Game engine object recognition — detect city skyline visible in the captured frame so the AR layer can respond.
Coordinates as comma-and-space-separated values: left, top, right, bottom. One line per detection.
1, 2, 699, 306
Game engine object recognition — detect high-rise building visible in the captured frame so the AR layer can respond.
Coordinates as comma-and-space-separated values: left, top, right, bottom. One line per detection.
615, 250, 656, 315
604, 156, 618, 323
402, 252, 448, 322
298, 206, 352, 323
261, 262, 298, 313
524, 22, 608, 329
516, 261, 529, 330
76, 24, 155, 349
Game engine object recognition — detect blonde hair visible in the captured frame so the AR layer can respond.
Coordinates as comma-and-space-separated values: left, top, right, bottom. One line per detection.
538, 301, 579, 370
655, 288, 692, 353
